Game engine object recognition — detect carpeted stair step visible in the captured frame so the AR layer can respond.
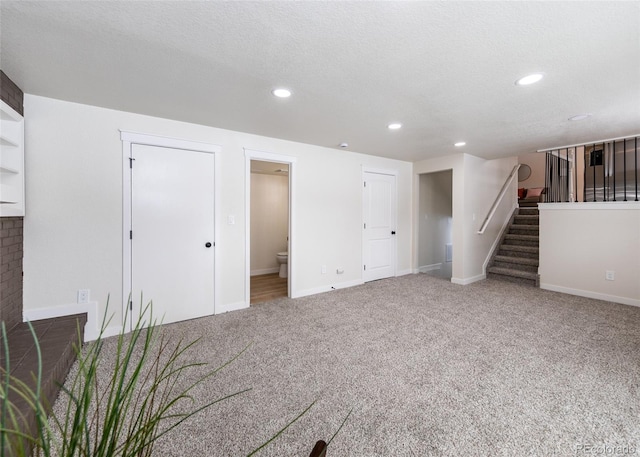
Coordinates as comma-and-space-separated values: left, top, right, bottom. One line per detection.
513, 215, 539, 225
509, 224, 539, 235
487, 266, 538, 280
487, 267, 538, 286
494, 255, 538, 266
492, 260, 538, 273
498, 244, 539, 259
518, 208, 539, 216
503, 234, 539, 247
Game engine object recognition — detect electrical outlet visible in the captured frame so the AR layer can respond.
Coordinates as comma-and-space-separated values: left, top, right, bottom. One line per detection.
321, 265, 327, 274
77, 289, 90, 304
605, 270, 615, 281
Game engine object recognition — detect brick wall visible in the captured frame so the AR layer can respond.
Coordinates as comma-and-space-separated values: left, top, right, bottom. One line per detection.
1, 70, 24, 116
1, 218, 23, 330
1, 71, 24, 330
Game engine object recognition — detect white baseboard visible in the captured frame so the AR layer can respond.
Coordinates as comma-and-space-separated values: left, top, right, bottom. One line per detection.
540, 283, 640, 308
216, 301, 250, 314
396, 269, 413, 276
418, 263, 442, 273
293, 279, 364, 298
451, 274, 486, 285
24, 301, 103, 342
250, 267, 279, 276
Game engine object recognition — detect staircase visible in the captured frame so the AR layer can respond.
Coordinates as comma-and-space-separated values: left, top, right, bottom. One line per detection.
487, 207, 540, 286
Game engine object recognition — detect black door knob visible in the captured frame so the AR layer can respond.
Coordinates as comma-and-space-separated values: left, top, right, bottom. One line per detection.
391, 231, 396, 235
205, 242, 212, 248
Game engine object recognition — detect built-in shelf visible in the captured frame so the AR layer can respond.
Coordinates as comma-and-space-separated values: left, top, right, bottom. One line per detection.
0, 165, 19, 174
0, 135, 19, 148
0, 106, 21, 122
0, 100, 24, 217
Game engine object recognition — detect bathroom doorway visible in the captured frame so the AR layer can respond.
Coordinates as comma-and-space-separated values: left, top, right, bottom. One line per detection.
417, 170, 453, 280
248, 158, 291, 304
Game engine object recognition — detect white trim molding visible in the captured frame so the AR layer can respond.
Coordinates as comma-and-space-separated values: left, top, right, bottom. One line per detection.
250, 267, 279, 276
294, 279, 364, 299
539, 202, 640, 211
244, 148, 297, 305
362, 166, 399, 282
451, 274, 486, 286
121, 131, 221, 328
216, 301, 250, 314
540, 283, 640, 308
418, 263, 442, 273
23, 301, 121, 342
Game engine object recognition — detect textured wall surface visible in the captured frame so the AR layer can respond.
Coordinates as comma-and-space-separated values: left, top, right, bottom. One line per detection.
1, 70, 24, 115
1, 217, 23, 329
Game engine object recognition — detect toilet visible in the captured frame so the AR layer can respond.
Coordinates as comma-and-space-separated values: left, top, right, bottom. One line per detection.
276, 252, 288, 278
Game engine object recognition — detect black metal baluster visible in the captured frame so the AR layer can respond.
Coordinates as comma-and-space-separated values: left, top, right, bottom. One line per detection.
583, 146, 587, 202
612, 140, 616, 201
565, 148, 569, 201
634, 137, 638, 201
602, 143, 607, 201
545, 152, 549, 202
593, 144, 597, 201
623, 139, 627, 201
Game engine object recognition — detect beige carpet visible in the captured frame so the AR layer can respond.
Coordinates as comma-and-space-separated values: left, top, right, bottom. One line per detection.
55, 275, 640, 456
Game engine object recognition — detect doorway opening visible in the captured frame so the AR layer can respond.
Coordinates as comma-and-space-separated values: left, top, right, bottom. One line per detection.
244, 149, 296, 306
418, 170, 453, 280
249, 160, 290, 304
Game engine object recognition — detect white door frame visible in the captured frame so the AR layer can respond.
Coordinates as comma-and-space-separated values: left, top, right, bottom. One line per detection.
362, 167, 398, 281
121, 131, 221, 328
244, 148, 297, 303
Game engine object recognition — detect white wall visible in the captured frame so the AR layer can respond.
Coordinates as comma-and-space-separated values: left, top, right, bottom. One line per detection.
22, 95, 413, 331
518, 152, 546, 189
418, 171, 452, 276
250, 172, 288, 275
414, 153, 518, 283
539, 202, 640, 307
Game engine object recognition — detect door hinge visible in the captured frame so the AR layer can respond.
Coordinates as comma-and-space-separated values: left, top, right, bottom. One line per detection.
129, 300, 133, 310
364, 181, 367, 187
129, 157, 135, 168
364, 222, 366, 229
129, 230, 133, 240
364, 265, 366, 271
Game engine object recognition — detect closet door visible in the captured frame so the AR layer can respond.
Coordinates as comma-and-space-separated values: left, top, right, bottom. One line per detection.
130, 143, 215, 326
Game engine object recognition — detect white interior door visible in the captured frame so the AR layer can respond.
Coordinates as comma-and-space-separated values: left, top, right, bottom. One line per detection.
130, 144, 215, 327
363, 171, 397, 282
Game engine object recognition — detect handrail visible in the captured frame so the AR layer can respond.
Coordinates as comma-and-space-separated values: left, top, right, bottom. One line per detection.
477, 164, 520, 234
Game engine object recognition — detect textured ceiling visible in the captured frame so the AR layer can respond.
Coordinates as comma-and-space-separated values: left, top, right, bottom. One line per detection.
1, 1, 639, 162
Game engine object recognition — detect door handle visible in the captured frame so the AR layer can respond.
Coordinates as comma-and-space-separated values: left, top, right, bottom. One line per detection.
391, 231, 396, 235
205, 242, 212, 248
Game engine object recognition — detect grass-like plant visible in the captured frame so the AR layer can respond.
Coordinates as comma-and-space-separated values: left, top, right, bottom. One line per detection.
0, 301, 350, 456
0, 302, 251, 457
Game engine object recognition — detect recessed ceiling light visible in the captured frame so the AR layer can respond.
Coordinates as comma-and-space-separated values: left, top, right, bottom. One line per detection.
454, 141, 466, 147
515, 73, 544, 86
387, 123, 402, 130
272, 88, 292, 98
339, 142, 349, 148
568, 114, 592, 121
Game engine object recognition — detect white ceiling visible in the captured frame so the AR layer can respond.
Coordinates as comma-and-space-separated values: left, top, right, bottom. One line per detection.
1, 1, 639, 162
